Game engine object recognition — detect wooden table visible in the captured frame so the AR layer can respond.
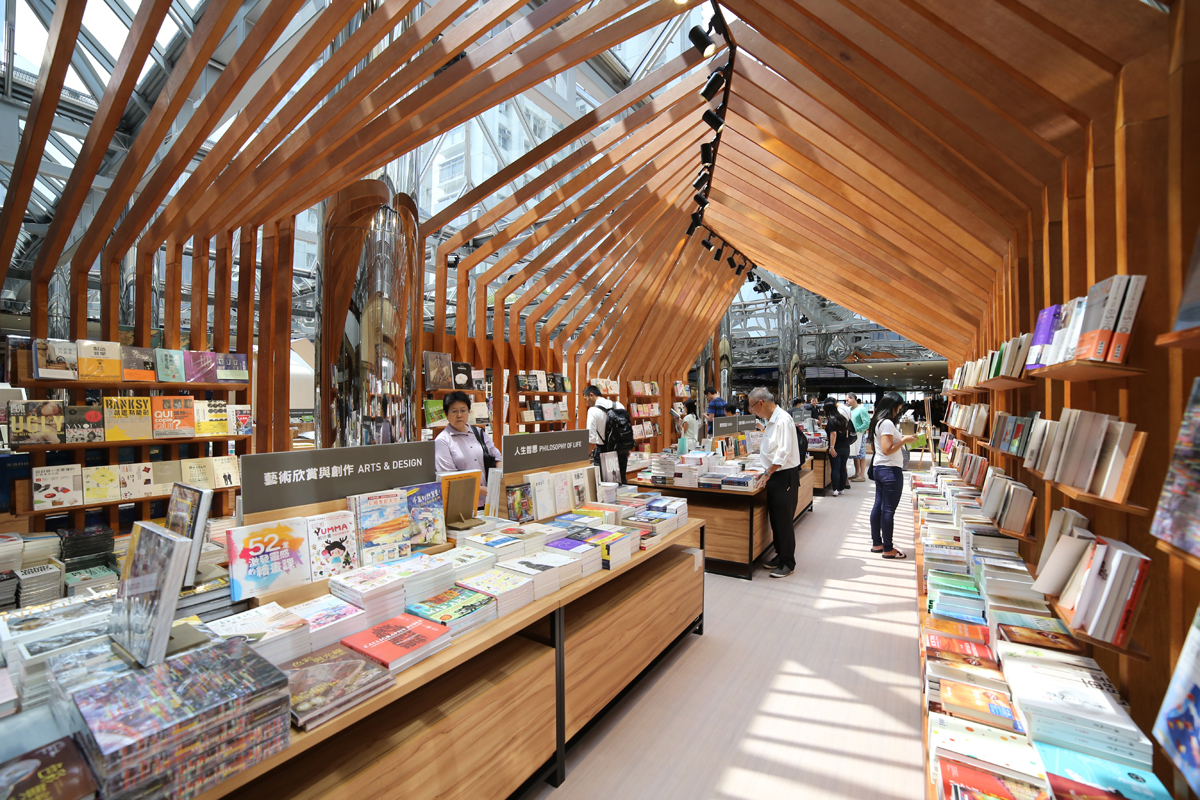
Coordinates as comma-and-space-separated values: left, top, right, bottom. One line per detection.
809, 446, 833, 493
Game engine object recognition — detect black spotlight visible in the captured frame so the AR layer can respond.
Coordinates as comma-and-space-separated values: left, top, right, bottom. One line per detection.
702, 235, 714, 250
703, 108, 725, 133
686, 212, 702, 236
688, 26, 716, 58
694, 193, 708, 208
700, 70, 725, 102
700, 142, 714, 166
727, 255, 737, 270
693, 170, 709, 191
714, 243, 724, 262
735, 261, 746, 276
710, 14, 729, 38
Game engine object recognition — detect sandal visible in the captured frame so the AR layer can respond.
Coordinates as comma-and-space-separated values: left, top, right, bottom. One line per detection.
870, 546, 884, 553
882, 550, 907, 560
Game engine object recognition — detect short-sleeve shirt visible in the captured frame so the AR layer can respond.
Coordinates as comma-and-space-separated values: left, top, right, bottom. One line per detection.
707, 396, 727, 418
872, 419, 905, 468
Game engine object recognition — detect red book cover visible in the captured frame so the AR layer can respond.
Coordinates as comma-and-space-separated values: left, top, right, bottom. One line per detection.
340, 614, 449, 667
923, 633, 994, 661
1112, 558, 1150, 648
940, 758, 1050, 800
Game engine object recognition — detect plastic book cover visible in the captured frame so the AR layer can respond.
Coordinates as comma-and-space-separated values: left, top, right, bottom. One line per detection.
64, 404, 105, 443
118, 462, 154, 500
151, 396, 195, 438
154, 349, 186, 382
121, 345, 157, 381
290, 594, 365, 632
102, 396, 152, 440
82, 465, 120, 504
1151, 377, 1200, 557
283, 643, 391, 721
212, 455, 240, 488
404, 482, 446, 544
353, 490, 411, 566
206, 602, 308, 643
406, 586, 494, 624
423, 351, 453, 391
150, 460, 182, 497
164, 482, 213, 579
457, 567, 532, 597
1155, 602, 1200, 794
226, 517, 312, 601
35, 339, 77, 380
182, 350, 219, 383
307, 510, 359, 580
340, 614, 450, 666
215, 352, 249, 383
9, 400, 65, 445
108, 520, 191, 667
31, 464, 83, 512
1036, 742, 1169, 799
182, 457, 216, 489
77, 339, 122, 380
0, 736, 98, 800
506, 484, 534, 522
194, 399, 229, 436
228, 404, 253, 436
330, 564, 405, 599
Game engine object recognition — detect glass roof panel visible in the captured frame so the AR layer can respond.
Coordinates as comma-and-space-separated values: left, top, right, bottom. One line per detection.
155, 14, 179, 49
13, 2, 49, 80
82, 0, 129, 67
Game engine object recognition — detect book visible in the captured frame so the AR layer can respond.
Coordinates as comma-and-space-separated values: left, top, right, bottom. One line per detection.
928, 711, 1047, 787
226, 517, 311, 601
282, 643, 393, 729
228, 403, 252, 435
307, 510, 359, 580
506, 483, 534, 523
404, 482, 446, 544
154, 348, 186, 382
34, 338, 77, 380
0, 737, 98, 800
1177, 227, 1200, 332
164, 482, 214, 585
212, 454, 240, 488
182, 350, 219, 383
340, 613, 451, 671
82, 465, 121, 504
64, 404, 105, 442
1156, 601, 1200, 795
1074, 275, 1129, 361
215, 352, 249, 382
31, 464, 83, 512
471, 369, 486, 390
998, 624, 1086, 653
452, 361, 472, 389
76, 339, 122, 380
423, 399, 447, 427
151, 396, 195, 438
350, 490, 411, 566
1036, 742, 1169, 800
1151, 376, 1200, 557
938, 759, 1047, 800
108, 520, 191, 666
181, 457, 216, 489
940, 678, 1022, 731
118, 462, 154, 499
423, 351, 453, 390
150, 459, 182, 498
193, 399, 229, 436
102, 396, 152, 440
121, 345, 157, 381
9, 400, 66, 445
1107, 275, 1146, 364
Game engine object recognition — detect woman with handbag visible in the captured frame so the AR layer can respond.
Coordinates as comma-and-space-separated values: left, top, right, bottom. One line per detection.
433, 390, 502, 500
868, 391, 915, 559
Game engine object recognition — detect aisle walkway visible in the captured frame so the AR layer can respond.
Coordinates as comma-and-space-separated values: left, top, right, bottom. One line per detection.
529, 474, 924, 800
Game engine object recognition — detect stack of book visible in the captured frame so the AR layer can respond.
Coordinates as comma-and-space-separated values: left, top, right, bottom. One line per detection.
649, 452, 676, 485
0, 533, 21, 572
63, 565, 118, 596
11, 619, 111, 709
0, 668, 14, 718
445, 547, 496, 581
581, 529, 635, 569
498, 553, 563, 598
282, 643, 395, 730
0, 737, 96, 798
329, 564, 408, 626
72, 638, 290, 800
1022, 409, 1139, 501
0, 570, 15, 611
205, 515, 237, 552
341, 614, 452, 674
406, 586, 497, 639
16, 564, 61, 607
455, 569, 535, 617
545, 537, 603, 576
0, 591, 116, 666
505, 523, 554, 554
460, 530, 526, 560
207, 601, 313, 664
391, 553, 455, 601
20, 532, 60, 566
289, 595, 368, 651
174, 574, 242, 622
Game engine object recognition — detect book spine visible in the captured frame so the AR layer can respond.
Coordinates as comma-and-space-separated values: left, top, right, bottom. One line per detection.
1105, 275, 1146, 364
1112, 558, 1150, 648
1084, 275, 1129, 361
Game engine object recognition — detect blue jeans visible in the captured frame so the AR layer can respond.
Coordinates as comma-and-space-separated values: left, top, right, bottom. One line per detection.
871, 466, 904, 551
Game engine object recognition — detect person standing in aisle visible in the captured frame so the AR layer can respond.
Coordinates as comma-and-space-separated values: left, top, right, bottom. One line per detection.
822, 398, 851, 496
748, 387, 801, 578
432, 391, 502, 495
584, 385, 635, 478
704, 386, 727, 435
847, 393, 870, 482
869, 391, 915, 560
681, 399, 702, 443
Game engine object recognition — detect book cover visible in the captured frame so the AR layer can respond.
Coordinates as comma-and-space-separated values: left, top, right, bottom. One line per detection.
1036, 742, 1169, 800
353, 490, 411, 565
211, 455, 240, 488
149, 460, 182, 497
1151, 376, 1200, 558
0, 737, 98, 800
928, 711, 1046, 786
283, 643, 391, 725
471, 369, 486, 391
215, 352, 249, 383
64, 405, 105, 443
423, 399, 446, 426
9, 400, 66, 445
340, 614, 450, 667
118, 462, 154, 500
228, 404, 252, 435
451, 361, 472, 389
121, 345, 157, 381
32, 464, 83, 512
103, 397, 152, 441
939, 760, 1049, 800
76, 339, 122, 380
181, 457, 216, 489
154, 349, 186, 382
108, 520, 191, 666
998, 625, 1086, 653
1074, 275, 1128, 361
226, 517, 312, 602
1155, 601, 1200, 795
423, 351, 453, 390
940, 679, 1022, 731
163, 482, 213, 584
151, 396, 195, 438
1177, 227, 1200, 332
506, 483, 534, 523
182, 350, 219, 383
1107, 275, 1147, 364
405, 586, 494, 625
404, 482, 446, 545
83, 465, 121, 504
307, 510, 359, 580
35, 338, 77, 380
193, 399, 229, 436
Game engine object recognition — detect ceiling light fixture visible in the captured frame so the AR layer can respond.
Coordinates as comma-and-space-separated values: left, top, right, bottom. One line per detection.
694, 193, 709, 208
686, 212, 702, 236
700, 142, 714, 167
700, 71, 725, 102
688, 26, 716, 58
703, 108, 725, 133
702, 235, 714, 250
693, 170, 709, 191
714, 244, 724, 261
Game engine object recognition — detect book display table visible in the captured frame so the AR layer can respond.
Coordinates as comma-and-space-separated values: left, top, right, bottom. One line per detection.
808, 446, 834, 494
196, 519, 707, 800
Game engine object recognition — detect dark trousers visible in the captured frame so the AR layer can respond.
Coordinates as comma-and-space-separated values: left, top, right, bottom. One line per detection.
871, 465, 904, 550
617, 448, 629, 479
766, 466, 800, 569
829, 450, 849, 491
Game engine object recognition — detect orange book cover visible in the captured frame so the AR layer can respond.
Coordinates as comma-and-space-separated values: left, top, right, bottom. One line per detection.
940, 679, 1021, 731
150, 396, 195, 438
922, 633, 994, 661
922, 617, 988, 645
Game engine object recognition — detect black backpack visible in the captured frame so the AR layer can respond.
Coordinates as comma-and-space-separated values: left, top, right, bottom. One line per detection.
602, 406, 636, 453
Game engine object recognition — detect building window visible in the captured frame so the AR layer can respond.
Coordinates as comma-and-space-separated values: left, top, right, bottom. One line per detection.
440, 155, 465, 182
498, 125, 511, 151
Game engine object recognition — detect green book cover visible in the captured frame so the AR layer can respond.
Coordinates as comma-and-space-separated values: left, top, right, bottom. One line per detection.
424, 399, 446, 425
155, 349, 186, 382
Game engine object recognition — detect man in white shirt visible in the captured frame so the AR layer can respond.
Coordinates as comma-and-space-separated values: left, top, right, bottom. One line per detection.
748, 387, 801, 578
584, 385, 632, 478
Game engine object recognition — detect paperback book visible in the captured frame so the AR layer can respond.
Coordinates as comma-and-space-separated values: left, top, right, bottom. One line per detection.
228, 403, 252, 436
283, 643, 393, 729
351, 490, 411, 565
151, 396, 195, 438
154, 349, 186, 382
183, 350, 219, 383
9, 400, 66, 445
215, 352, 249, 383
121, 345, 157, 381
1151, 376, 1200, 558
507, 483, 534, 523
31, 464, 83, 512
181, 457, 216, 490
163, 483, 214, 585
76, 339, 122, 380
307, 510, 359, 580
423, 351, 453, 391
118, 462, 154, 500
103, 397, 152, 440
83, 465, 121, 504
193, 399, 229, 436
340, 613, 451, 671
404, 482, 446, 544
1155, 601, 1200, 795
34, 338, 77, 380
64, 404, 105, 442
226, 517, 312, 601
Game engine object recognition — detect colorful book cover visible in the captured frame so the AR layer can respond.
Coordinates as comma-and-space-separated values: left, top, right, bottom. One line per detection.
0, 737, 98, 800
1155, 602, 1200, 795
928, 712, 1046, 787
76, 339, 122, 380
423, 351, 453, 390
121, 345, 157, 381
457, 567, 532, 598
183, 350, 219, 383
353, 490, 411, 566
506, 483, 534, 523
998, 625, 1086, 653
32, 464, 83, 512
226, 517, 311, 601
212, 455, 240, 488
9, 400, 66, 444
108, 520, 191, 666
405, 586, 494, 625
1036, 742, 1169, 800
64, 405, 105, 443
151, 396, 195, 438
424, 399, 447, 426
404, 482, 446, 544
34, 338, 77, 380
228, 404, 252, 436
939, 760, 1049, 800
118, 462, 154, 499
193, 399, 229, 436
154, 349, 186, 382
102, 397, 152, 441
1151, 376, 1200, 558
941, 679, 1022, 731
307, 510, 359, 580
340, 614, 450, 667
82, 465, 120, 504
181, 457, 216, 489
282, 643, 391, 724
215, 352, 249, 383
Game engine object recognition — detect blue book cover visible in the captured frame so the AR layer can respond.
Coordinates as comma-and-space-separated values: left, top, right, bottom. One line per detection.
1156, 602, 1200, 795
1036, 742, 1169, 799
154, 349, 186, 383
404, 482, 446, 545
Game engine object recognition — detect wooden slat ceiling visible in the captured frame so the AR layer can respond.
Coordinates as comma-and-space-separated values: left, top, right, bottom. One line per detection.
13, 0, 1168, 373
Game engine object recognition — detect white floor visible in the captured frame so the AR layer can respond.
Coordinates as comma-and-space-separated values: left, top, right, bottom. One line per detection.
528, 468, 925, 800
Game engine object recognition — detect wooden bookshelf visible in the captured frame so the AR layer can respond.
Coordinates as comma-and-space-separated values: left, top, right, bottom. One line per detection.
994, 496, 1038, 543
1026, 360, 1146, 382
1054, 482, 1152, 516
1155, 328, 1200, 349
14, 434, 251, 452
975, 375, 1036, 391
1046, 597, 1150, 662
12, 480, 239, 517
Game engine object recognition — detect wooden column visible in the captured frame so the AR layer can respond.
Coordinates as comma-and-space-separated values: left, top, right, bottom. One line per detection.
164, 239, 184, 349
191, 235, 210, 351
272, 217, 295, 453
256, 226, 277, 454
236, 225, 257, 459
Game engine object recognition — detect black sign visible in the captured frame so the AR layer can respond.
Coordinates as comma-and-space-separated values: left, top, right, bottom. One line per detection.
712, 416, 738, 436
737, 415, 760, 432
239, 441, 436, 515
502, 430, 591, 474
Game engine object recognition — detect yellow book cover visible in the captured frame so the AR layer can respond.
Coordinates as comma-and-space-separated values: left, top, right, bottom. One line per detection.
103, 397, 152, 440
83, 465, 120, 503
77, 340, 122, 380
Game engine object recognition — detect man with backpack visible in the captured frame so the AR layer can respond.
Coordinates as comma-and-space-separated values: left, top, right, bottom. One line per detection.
584, 385, 635, 479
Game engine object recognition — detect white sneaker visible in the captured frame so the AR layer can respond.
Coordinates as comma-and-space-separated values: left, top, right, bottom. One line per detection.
831, 490, 840, 497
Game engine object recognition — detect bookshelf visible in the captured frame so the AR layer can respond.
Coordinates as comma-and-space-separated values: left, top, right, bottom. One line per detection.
1046, 596, 1151, 662
1155, 539, 1200, 572
11, 479, 239, 517
13, 434, 251, 452
1026, 359, 1146, 382
1016, 430, 1149, 515
975, 375, 1036, 391
1154, 328, 1200, 349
